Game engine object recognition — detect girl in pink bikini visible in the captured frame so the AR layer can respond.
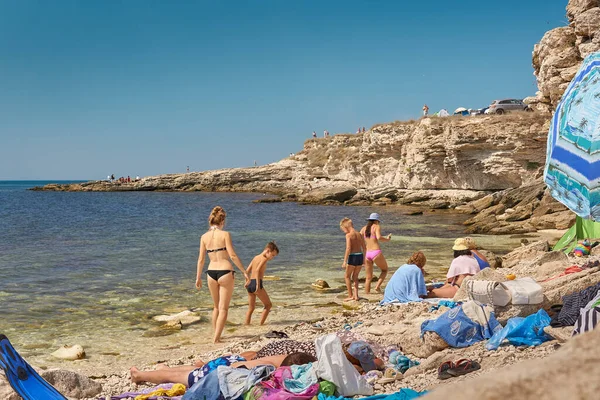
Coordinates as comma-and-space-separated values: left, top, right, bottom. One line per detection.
360, 213, 392, 294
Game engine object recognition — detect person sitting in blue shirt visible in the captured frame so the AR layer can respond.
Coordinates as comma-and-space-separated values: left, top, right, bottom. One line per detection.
381, 251, 429, 304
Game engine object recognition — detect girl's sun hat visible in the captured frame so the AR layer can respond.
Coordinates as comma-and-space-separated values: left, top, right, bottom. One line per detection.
367, 213, 381, 221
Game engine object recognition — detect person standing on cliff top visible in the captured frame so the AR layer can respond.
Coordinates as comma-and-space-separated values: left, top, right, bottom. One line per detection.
312, 131, 317, 138
422, 104, 429, 117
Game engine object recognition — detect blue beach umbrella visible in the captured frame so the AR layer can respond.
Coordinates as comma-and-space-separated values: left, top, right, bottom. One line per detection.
545, 52, 600, 222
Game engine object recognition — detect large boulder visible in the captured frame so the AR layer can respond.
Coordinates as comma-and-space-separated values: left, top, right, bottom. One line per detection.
501, 241, 550, 269
421, 326, 600, 400
41, 370, 102, 399
302, 185, 358, 203
0, 369, 102, 400
0, 375, 20, 400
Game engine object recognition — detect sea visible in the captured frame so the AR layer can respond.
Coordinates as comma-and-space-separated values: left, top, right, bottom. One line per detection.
0, 180, 526, 373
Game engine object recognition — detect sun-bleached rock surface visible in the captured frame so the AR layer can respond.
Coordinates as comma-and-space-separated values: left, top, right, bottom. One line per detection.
35, 113, 550, 210
526, 0, 600, 112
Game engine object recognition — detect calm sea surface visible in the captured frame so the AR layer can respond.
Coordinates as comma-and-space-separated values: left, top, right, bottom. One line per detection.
0, 181, 523, 370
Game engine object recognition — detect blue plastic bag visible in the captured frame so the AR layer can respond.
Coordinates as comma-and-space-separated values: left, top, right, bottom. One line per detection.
486, 309, 551, 351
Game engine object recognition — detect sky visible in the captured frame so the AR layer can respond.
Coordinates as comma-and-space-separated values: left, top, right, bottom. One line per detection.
0, 0, 567, 180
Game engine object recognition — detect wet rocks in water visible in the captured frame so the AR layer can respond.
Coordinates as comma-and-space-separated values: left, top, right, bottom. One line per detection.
51, 344, 86, 360
143, 320, 183, 337
311, 279, 330, 290
152, 310, 202, 327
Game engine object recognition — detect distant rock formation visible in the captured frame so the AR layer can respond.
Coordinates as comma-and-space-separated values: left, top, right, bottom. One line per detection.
526, 0, 600, 112
35, 113, 550, 210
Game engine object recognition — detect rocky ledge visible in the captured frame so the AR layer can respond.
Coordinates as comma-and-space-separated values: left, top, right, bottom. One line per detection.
34, 113, 550, 212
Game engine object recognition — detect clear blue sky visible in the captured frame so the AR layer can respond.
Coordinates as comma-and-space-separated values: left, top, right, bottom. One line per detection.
0, 0, 567, 180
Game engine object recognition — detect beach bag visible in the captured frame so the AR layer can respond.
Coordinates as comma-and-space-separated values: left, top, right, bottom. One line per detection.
466, 280, 511, 307
502, 277, 543, 305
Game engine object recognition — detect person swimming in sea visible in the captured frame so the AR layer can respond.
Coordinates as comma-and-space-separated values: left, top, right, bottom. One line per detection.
340, 217, 366, 301
360, 213, 392, 294
244, 242, 279, 326
196, 206, 249, 343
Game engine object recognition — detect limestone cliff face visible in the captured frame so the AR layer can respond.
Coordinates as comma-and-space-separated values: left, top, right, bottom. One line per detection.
38, 113, 549, 209
527, 0, 600, 111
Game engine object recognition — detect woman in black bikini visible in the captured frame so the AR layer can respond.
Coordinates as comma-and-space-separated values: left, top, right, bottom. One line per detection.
196, 206, 248, 343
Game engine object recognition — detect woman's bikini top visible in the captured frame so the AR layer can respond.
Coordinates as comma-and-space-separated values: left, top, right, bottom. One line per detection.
207, 226, 227, 254
207, 247, 227, 253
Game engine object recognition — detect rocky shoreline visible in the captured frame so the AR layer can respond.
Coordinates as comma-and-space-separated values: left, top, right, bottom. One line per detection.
3, 239, 599, 400
33, 112, 567, 235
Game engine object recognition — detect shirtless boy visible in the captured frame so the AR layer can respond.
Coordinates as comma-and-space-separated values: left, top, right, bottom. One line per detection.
340, 218, 366, 301
244, 242, 279, 325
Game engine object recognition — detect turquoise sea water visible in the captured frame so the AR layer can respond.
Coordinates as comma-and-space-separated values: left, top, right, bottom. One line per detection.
0, 181, 524, 371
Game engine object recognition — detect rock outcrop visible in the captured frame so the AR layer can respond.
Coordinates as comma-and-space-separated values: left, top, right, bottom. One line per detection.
457, 182, 576, 234
35, 113, 550, 209
526, 0, 600, 112
422, 327, 600, 400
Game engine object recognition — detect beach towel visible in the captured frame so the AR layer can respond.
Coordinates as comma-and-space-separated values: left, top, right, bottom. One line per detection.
244, 366, 319, 400
314, 334, 373, 396
256, 340, 316, 358
316, 388, 427, 400
108, 384, 184, 400
135, 384, 186, 400
381, 264, 427, 305
217, 365, 275, 400
420, 301, 502, 348
285, 363, 317, 394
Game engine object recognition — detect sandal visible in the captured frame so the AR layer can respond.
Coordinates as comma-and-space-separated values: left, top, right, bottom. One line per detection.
447, 359, 480, 377
437, 361, 455, 380
378, 367, 401, 384
264, 330, 289, 339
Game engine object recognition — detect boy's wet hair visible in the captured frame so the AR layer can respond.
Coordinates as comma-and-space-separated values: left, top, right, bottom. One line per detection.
340, 217, 353, 228
280, 352, 317, 366
265, 241, 279, 254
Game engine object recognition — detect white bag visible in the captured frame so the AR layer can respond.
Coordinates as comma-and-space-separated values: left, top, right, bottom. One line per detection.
502, 277, 543, 305
466, 280, 511, 307
314, 334, 373, 396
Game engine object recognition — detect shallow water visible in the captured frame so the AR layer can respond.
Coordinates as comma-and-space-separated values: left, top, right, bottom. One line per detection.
0, 181, 524, 372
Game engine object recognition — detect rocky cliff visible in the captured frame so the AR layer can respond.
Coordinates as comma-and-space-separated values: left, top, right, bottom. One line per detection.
36, 113, 549, 209
526, 0, 600, 112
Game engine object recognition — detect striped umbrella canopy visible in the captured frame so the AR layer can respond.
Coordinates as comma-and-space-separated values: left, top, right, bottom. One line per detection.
544, 52, 600, 221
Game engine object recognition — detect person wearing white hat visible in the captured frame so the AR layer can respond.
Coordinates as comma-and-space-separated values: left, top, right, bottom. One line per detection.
359, 212, 392, 294
429, 238, 480, 298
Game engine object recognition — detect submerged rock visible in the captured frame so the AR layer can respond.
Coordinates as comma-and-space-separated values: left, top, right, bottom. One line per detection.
51, 344, 86, 361
152, 310, 202, 327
